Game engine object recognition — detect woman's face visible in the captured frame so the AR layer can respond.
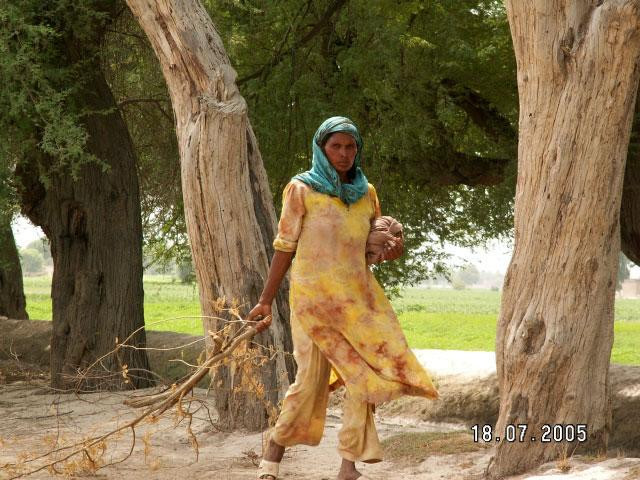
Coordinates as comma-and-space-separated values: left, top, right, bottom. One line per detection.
323, 132, 357, 180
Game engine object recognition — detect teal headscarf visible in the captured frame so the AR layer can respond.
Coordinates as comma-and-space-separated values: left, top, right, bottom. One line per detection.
292, 116, 369, 205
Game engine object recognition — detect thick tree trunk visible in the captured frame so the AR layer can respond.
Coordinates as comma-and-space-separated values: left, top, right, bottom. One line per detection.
621, 101, 640, 264
126, 0, 294, 431
0, 214, 28, 319
16, 67, 151, 391
488, 2, 640, 478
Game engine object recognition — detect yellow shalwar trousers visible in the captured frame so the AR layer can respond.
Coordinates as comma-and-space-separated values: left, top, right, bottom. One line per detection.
271, 316, 383, 463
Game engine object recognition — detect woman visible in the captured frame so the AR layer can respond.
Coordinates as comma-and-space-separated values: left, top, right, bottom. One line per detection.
249, 116, 438, 480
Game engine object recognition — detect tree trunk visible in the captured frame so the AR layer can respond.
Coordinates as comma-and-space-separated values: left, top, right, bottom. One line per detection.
126, 0, 294, 431
621, 98, 640, 264
16, 66, 151, 391
0, 214, 28, 320
488, 2, 640, 478
621, 155, 640, 265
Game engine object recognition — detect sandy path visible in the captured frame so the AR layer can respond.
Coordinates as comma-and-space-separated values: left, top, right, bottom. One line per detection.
413, 349, 496, 379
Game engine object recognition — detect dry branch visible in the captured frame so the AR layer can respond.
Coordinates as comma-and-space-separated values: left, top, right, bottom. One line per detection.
124, 317, 269, 413
2, 315, 271, 479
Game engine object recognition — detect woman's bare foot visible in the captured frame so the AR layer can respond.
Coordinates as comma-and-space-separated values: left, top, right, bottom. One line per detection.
258, 439, 285, 479
263, 438, 285, 463
336, 458, 362, 480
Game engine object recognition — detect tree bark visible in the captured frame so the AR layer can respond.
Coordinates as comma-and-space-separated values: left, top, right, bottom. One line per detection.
125, 0, 295, 431
620, 100, 640, 264
621, 153, 640, 264
16, 66, 151, 391
488, 2, 640, 478
0, 214, 28, 320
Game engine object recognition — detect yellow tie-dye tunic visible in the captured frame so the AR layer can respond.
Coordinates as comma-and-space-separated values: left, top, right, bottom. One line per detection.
273, 179, 438, 404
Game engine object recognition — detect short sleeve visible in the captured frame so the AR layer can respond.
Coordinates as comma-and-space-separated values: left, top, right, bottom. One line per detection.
369, 183, 382, 219
273, 181, 307, 252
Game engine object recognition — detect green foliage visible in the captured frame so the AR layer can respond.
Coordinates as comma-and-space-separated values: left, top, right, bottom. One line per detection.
7, 1, 640, 302
19, 248, 44, 274
26, 237, 52, 263
0, 152, 18, 219
5, 1, 520, 293
1, 0, 188, 269
205, 0, 518, 290
94, 1, 521, 292
95, 1, 520, 293
0, 0, 114, 187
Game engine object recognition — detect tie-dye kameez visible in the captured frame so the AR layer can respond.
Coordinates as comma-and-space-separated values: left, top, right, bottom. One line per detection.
270, 179, 438, 462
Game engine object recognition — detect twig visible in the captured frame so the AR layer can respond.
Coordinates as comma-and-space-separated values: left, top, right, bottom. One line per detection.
12, 411, 73, 421
74, 314, 233, 388
124, 319, 267, 410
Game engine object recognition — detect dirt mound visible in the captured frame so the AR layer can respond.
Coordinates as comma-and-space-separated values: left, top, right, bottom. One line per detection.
377, 374, 500, 425
374, 365, 640, 455
0, 317, 203, 383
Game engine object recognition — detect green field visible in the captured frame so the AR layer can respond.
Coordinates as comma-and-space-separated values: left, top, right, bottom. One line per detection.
23, 275, 640, 365
24, 275, 203, 335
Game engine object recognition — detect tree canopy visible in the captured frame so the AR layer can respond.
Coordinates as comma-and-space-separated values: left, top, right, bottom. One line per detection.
0, 0, 112, 184
203, 0, 518, 290
93, 0, 521, 291
1, 1, 538, 292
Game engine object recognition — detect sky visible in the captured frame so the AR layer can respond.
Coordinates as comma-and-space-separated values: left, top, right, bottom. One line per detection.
12, 214, 640, 278
12, 215, 44, 249
445, 240, 513, 274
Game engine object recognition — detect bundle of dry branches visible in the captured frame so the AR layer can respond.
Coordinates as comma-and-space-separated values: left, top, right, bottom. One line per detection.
124, 315, 271, 413
2, 313, 272, 479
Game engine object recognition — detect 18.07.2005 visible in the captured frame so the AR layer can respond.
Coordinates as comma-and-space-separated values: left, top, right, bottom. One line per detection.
471, 424, 588, 443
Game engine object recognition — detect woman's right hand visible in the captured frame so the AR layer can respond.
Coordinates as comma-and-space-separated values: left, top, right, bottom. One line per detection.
247, 250, 294, 332
247, 302, 272, 332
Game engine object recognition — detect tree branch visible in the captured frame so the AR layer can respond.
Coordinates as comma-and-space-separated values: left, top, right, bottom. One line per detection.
440, 78, 517, 147
237, 0, 349, 85
434, 152, 510, 186
118, 97, 173, 123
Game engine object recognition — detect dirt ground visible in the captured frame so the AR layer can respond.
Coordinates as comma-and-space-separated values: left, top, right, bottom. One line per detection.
1, 361, 640, 480
1, 319, 640, 479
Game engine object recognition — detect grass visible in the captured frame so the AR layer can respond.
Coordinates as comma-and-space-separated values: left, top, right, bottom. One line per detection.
24, 274, 204, 336
141, 275, 202, 335
394, 288, 502, 315
22, 277, 640, 365
398, 312, 498, 351
395, 288, 640, 365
